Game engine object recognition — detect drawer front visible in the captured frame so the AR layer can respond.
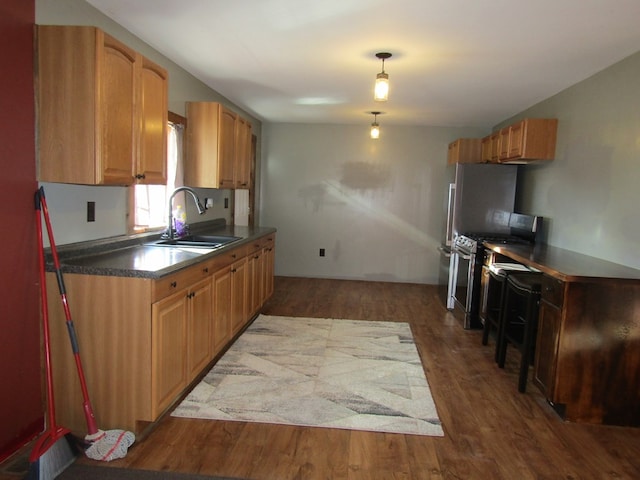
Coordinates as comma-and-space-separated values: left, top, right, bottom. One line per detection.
153, 264, 209, 302
540, 274, 564, 309
209, 245, 247, 271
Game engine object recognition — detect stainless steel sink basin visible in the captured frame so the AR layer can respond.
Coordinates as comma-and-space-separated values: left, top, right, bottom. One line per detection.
151, 234, 242, 248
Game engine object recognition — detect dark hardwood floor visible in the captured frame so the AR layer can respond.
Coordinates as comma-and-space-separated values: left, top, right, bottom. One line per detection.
4, 277, 640, 479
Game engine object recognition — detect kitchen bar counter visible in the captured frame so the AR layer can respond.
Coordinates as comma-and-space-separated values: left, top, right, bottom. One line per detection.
50, 220, 276, 279
484, 242, 640, 283
484, 242, 640, 427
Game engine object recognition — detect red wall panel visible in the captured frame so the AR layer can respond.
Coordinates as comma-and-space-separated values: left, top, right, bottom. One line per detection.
0, 0, 43, 461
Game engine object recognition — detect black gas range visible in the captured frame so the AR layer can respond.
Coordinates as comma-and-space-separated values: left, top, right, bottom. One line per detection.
449, 214, 542, 329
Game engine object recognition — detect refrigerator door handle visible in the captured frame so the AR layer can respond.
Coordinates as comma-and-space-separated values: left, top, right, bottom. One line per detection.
445, 183, 456, 246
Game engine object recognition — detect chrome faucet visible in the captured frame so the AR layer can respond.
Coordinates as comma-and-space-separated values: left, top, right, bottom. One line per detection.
163, 186, 206, 239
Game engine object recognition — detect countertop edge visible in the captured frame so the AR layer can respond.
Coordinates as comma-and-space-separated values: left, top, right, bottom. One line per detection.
48, 222, 277, 280
485, 242, 640, 284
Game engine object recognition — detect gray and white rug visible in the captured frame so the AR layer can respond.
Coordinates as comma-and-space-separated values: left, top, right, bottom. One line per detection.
172, 315, 444, 436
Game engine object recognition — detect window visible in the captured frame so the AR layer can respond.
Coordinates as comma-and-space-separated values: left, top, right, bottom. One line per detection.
130, 114, 185, 233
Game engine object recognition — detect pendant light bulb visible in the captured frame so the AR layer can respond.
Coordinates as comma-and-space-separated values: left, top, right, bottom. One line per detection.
370, 111, 382, 139
374, 52, 392, 102
370, 122, 380, 139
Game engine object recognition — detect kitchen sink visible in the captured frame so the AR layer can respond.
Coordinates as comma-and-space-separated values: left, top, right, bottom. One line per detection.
151, 234, 242, 248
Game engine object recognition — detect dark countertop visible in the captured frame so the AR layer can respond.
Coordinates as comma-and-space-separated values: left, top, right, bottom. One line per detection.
484, 242, 640, 284
51, 220, 276, 279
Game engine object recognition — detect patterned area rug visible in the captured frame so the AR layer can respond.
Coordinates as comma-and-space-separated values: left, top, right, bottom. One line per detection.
172, 315, 444, 436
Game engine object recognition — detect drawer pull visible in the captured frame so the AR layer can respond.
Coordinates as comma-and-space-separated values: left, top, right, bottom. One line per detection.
203, 267, 209, 273
170, 281, 177, 288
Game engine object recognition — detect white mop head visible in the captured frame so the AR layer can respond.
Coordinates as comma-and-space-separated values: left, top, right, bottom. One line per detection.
84, 429, 135, 462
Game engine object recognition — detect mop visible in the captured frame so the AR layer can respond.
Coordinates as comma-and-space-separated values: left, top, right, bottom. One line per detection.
28, 188, 77, 479
35, 187, 135, 462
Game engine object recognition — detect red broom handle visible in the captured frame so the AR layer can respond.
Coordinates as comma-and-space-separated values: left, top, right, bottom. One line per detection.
35, 191, 57, 432
37, 187, 100, 436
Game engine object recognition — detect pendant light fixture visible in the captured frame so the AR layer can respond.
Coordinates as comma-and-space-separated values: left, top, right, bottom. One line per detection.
374, 52, 392, 102
370, 111, 383, 139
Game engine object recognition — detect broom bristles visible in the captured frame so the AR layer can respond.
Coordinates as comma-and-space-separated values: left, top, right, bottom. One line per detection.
27, 431, 76, 480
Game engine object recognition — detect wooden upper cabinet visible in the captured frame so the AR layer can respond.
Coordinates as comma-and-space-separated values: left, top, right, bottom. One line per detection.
447, 138, 482, 164
235, 116, 252, 189
185, 101, 252, 189
137, 56, 168, 184
185, 102, 230, 189
36, 26, 167, 185
218, 106, 237, 189
498, 118, 558, 163
481, 132, 501, 163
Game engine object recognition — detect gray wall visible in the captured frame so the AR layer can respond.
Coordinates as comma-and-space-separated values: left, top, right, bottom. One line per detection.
262, 51, 640, 283
37, 0, 640, 276
506, 50, 640, 269
35, 0, 262, 245
261, 124, 486, 284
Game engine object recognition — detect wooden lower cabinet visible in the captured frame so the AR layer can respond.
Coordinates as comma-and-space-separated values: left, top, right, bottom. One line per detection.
212, 264, 232, 357
230, 257, 248, 336
151, 277, 213, 418
186, 278, 213, 382
151, 289, 188, 419
533, 275, 640, 426
48, 233, 275, 436
263, 238, 275, 301
533, 297, 561, 399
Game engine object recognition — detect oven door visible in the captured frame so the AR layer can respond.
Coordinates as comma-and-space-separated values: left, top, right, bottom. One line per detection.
451, 246, 475, 328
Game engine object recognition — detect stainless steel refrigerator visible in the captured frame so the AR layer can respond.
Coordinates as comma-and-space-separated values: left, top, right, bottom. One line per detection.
437, 163, 518, 307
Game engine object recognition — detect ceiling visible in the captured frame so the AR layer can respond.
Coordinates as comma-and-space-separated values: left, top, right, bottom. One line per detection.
86, 0, 640, 128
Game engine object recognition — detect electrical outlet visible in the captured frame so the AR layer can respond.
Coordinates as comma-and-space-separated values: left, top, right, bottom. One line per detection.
87, 201, 95, 222
319, 248, 325, 257
224, 198, 229, 208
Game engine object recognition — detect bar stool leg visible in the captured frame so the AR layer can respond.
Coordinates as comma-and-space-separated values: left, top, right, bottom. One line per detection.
518, 294, 539, 393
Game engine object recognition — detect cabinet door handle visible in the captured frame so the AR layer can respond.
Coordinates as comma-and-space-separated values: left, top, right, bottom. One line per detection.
231, 268, 237, 273
135, 173, 146, 179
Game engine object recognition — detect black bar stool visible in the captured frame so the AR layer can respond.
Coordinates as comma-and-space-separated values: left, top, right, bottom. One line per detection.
481, 267, 509, 362
497, 272, 542, 393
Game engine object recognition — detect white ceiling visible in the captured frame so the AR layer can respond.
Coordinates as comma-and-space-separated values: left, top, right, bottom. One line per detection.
86, 0, 640, 128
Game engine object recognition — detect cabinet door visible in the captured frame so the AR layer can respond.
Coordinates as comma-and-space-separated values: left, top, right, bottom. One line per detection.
235, 116, 252, 188
263, 243, 275, 302
99, 33, 137, 185
137, 55, 168, 185
151, 290, 187, 418
447, 141, 460, 165
534, 301, 561, 400
480, 136, 492, 163
187, 278, 213, 381
230, 257, 248, 335
498, 127, 511, 160
447, 138, 481, 164
218, 106, 237, 189
247, 248, 264, 317
212, 265, 232, 356
489, 132, 500, 163
507, 120, 525, 159
482, 132, 501, 163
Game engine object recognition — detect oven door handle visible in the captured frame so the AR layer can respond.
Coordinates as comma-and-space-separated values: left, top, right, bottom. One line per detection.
452, 248, 472, 261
